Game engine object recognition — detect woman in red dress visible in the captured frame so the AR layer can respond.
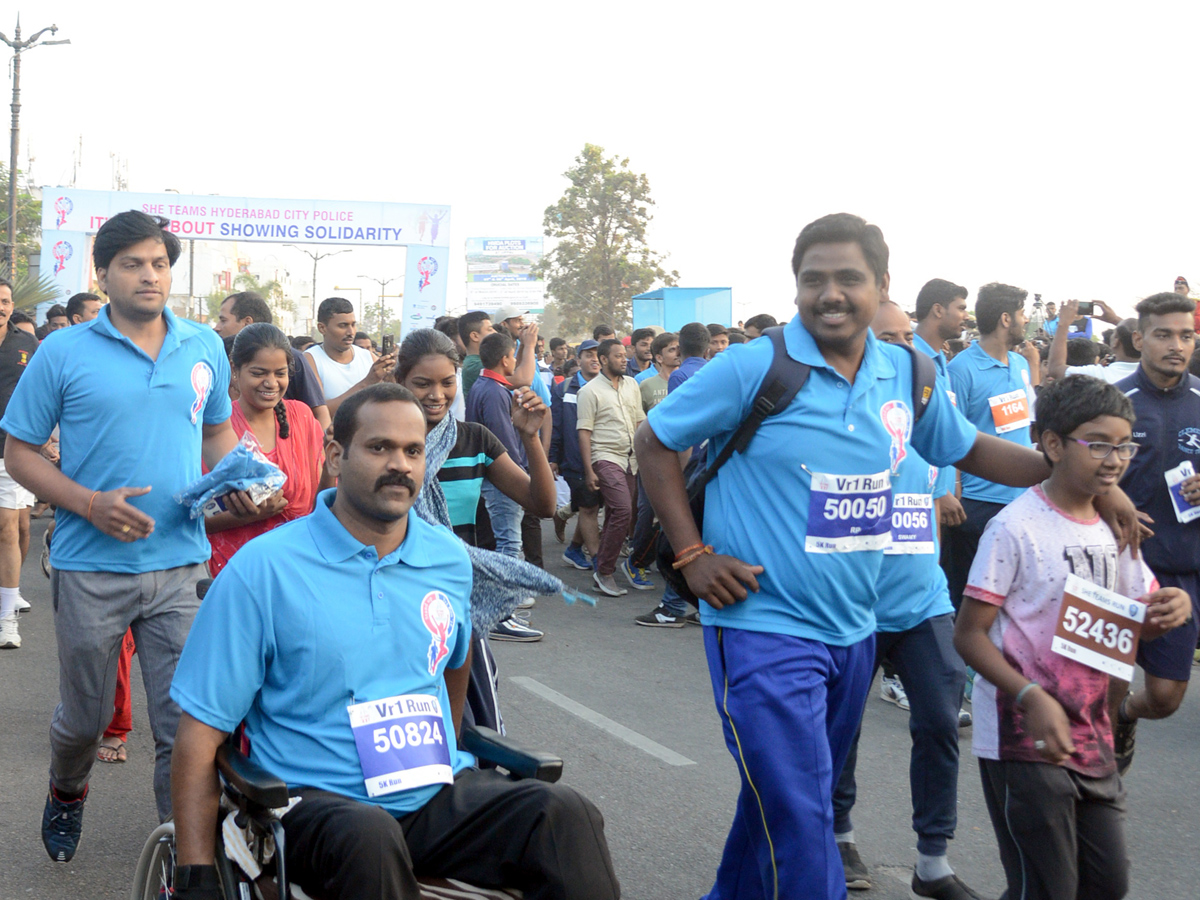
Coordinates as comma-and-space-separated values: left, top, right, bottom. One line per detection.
206, 323, 332, 575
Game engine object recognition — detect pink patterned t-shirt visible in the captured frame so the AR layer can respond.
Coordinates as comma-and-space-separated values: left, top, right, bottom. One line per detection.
964, 485, 1157, 777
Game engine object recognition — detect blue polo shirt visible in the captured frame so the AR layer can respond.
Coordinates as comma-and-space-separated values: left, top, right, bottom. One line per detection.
875, 444, 954, 633
1, 306, 231, 573
668, 356, 706, 393
913, 332, 957, 499
947, 341, 1035, 505
634, 366, 659, 385
171, 491, 474, 816
648, 314, 976, 645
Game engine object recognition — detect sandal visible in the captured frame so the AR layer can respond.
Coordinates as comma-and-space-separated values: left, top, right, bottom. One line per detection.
97, 736, 127, 763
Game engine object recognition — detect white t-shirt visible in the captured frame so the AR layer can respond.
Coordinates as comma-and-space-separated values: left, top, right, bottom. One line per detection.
1065, 360, 1138, 384
305, 344, 373, 400
964, 485, 1156, 777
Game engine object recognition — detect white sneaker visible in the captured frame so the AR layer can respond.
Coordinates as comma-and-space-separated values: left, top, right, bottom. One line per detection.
14, 594, 30, 613
880, 675, 910, 711
592, 571, 628, 597
0, 613, 20, 649
516, 597, 536, 610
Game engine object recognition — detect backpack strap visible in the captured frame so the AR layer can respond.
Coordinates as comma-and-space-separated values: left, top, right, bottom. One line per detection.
689, 326, 810, 498
894, 343, 939, 422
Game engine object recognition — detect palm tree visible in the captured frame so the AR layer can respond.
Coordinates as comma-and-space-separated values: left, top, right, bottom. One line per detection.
232, 272, 294, 318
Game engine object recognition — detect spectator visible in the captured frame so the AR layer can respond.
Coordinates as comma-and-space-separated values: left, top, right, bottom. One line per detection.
1048, 300, 1140, 385
353, 331, 375, 353
627, 327, 656, 377
551, 340, 603, 570
593, 324, 616, 343
204, 324, 331, 575
0, 275, 41, 651
636, 331, 680, 409
9, 310, 36, 338
743, 313, 778, 340
549, 337, 569, 381
213, 291, 330, 430
706, 323, 729, 356
577, 339, 646, 597
458, 310, 495, 397
291, 334, 315, 352
433, 315, 467, 422
44, 305, 70, 332
65, 292, 103, 325
1066, 337, 1100, 367
304, 298, 393, 416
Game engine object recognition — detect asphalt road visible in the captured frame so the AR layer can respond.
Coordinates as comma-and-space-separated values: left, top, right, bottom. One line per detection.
3, 517, 1199, 899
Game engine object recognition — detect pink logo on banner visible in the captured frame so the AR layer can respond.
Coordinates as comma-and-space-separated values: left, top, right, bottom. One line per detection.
417, 256, 438, 292
54, 196, 74, 228
421, 590, 455, 675
190, 362, 213, 424
879, 400, 912, 474
52, 240, 73, 275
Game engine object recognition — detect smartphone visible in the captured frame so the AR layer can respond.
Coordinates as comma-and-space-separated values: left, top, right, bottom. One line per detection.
381, 333, 395, 355
1076, 301, 1095, 317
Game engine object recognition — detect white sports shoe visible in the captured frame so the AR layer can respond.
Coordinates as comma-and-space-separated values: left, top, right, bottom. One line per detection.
14, 594, 30, 613
0, 613, 20, 649
880, 675, 910, 711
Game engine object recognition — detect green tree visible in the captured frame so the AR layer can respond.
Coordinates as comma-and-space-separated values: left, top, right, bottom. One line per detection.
0, 163, 43, 280
361, 302, 400, 342
537, 144, 678, 334
233, 272, 294, 319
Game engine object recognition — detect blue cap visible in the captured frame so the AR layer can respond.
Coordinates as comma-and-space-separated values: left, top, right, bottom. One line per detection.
577, 339, 600, 352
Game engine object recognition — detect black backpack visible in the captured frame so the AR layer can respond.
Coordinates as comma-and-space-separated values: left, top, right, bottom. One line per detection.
653, 325, 939, 606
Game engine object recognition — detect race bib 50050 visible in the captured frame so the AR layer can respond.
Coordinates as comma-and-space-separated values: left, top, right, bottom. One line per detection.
805, 471, 892, 553
348, 694, 452, 798
885, 493, 934, 555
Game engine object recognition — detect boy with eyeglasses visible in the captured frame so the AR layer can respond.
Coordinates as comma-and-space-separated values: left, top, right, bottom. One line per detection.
954, 374, 1190, 900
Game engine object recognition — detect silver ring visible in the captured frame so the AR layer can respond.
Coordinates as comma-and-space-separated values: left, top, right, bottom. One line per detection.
1034, 740, 1047, 750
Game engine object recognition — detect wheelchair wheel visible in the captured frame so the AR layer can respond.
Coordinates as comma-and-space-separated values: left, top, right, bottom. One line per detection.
129, 821, 176, 900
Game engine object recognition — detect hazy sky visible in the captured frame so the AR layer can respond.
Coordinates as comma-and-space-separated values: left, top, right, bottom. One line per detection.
9, 1, 1198, 324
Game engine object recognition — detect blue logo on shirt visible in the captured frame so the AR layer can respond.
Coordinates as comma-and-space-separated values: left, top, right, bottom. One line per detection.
1179, 428, 1200, 454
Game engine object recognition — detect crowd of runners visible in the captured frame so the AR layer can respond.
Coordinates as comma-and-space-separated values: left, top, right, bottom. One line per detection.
0, 209, 1197, 900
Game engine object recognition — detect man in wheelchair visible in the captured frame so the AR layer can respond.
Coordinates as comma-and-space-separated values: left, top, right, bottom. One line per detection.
167, 384, 619, 900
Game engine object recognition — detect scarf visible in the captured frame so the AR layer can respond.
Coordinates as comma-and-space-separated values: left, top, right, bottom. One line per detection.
414, 414, 591, 634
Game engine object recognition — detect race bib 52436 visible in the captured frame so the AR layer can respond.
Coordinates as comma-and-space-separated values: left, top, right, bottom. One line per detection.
805, 471, 892, 553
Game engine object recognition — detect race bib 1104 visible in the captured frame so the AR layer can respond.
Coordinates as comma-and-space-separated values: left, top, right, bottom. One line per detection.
885, 493, 935, 555
1051, 573, 1145, 681
348, 694, 452, 798
805, 471, 892, 553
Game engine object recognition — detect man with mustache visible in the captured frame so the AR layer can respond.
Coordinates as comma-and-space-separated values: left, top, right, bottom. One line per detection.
169, 383, 619, 900
1110, 291, 1200, 773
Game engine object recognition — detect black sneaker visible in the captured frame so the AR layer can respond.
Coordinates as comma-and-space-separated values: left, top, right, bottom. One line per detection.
911, 872, 987, 900
42, 783, 87, 862
684, 611, 701, 625
839, 842, 870, 890
634, 605, 687, 628
1114, 715, 1137, 776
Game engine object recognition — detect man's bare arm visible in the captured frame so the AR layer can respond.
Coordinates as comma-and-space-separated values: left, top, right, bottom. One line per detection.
171, 713, 229, 866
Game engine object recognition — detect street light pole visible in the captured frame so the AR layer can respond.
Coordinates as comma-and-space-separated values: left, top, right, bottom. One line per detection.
283, 244, 350, 321
0, 18, 70, 275
359, 275, 397, 339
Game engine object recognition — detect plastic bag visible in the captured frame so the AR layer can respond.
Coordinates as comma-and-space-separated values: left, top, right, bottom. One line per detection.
174, 433, 287, 520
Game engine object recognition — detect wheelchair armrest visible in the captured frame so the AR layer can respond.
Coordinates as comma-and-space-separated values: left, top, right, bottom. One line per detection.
461, 725, 563, 783
216, 743, 291, 810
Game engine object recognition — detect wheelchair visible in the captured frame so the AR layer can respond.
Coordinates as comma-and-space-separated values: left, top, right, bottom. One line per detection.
131, 579, 563, 900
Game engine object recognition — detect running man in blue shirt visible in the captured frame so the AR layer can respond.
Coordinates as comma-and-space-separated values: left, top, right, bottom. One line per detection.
636, 213, 1144, 900
169, 384, 618, 900
1, 211, 242, 861
832, 301, 981, 900
944, 283, 1042, 611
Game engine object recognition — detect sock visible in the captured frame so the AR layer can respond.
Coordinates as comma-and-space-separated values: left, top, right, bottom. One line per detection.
834, 830, 855, 845
0, 586, 18, 619
916, 852, 953, 882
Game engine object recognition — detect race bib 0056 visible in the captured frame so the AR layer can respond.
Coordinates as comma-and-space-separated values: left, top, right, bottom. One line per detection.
348, 694, 452, 798
885, 493, 935, 555
805, 471, 892, 553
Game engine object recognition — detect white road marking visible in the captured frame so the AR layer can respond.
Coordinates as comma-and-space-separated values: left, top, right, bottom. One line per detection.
509, 676, 697, 767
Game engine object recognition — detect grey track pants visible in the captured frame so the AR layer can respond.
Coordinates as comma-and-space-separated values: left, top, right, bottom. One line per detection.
49, 563, 206, 821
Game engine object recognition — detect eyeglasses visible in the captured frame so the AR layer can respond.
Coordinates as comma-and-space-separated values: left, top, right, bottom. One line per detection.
1071, 438, 1140, 460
